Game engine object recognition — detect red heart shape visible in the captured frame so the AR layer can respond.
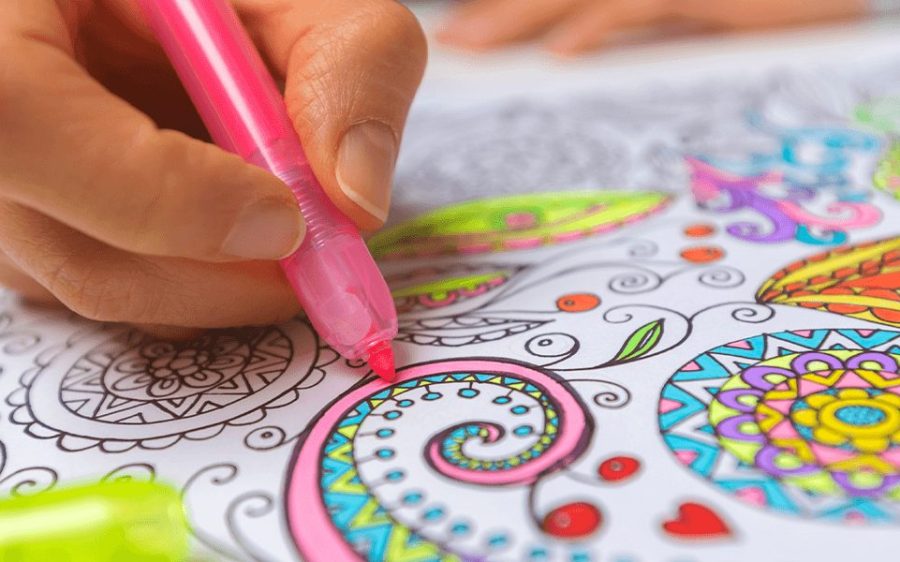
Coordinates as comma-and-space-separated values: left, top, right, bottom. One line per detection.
662, 502, 732, 539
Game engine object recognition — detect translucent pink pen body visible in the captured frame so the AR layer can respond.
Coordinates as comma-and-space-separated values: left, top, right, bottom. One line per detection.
138, 0, 398, 378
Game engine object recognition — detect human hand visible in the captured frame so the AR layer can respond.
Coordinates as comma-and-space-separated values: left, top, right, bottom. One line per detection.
437, 0, 866, 55
0, 0, 426, 332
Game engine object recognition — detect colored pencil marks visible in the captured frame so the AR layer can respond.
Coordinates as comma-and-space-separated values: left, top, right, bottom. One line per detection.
757, 235, 900, 327
688, 158, 880, 245
286, 359, 593, 562
697, 116, 882, 193
390, 262, 550, 346
659, 329, 900, 523
874, 141, 900, 199
0, 59, 898, 562
385, 229, 749, 375
368, 191, 671, 260
856, 97, 900, 135
388, 264, 524, 314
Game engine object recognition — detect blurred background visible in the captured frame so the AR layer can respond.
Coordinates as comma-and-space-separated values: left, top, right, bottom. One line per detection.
386, 0, 900, 222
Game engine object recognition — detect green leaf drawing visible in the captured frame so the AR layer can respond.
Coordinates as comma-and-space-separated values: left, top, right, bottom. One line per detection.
611, 319, 665, 364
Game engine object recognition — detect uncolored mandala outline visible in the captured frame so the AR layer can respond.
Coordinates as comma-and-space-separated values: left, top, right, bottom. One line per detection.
6, 320, 331, 452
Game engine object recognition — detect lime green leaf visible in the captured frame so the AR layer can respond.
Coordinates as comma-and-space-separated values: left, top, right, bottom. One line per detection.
612, 319, 665, 364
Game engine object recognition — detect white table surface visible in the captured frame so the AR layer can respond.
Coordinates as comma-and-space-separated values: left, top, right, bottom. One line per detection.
406, 2, 900, 106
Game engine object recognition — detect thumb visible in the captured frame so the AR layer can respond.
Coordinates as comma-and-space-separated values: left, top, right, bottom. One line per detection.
247, 0, 428, 230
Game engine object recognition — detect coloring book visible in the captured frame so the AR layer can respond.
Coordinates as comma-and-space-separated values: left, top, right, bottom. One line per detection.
1, 35, 900, 562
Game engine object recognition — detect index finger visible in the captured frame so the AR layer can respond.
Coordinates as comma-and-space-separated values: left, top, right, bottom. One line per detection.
0, 1, 305, 261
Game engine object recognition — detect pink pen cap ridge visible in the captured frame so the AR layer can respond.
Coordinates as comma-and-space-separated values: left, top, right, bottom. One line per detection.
137, 0, 398, 380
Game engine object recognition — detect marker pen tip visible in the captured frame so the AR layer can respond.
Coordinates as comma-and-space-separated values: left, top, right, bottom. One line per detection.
367, 341, 396, 382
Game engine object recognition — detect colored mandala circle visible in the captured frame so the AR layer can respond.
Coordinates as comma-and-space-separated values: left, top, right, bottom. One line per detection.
659, 329, 900, 523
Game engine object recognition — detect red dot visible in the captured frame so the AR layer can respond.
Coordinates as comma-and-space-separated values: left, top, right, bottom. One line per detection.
541, 501, 603, 539
597, 455, 641, 482
556, 293, 601, 312
683, 224, 716, 237
680, 246, 724, 263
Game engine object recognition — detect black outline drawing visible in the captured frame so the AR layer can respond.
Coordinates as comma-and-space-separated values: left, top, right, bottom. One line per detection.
5, 320, 331, 452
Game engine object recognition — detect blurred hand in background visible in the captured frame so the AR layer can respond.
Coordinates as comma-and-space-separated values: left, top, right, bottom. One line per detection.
438, 0, 868, 55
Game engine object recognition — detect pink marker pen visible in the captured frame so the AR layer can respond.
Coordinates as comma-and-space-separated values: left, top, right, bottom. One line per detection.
137, 0, 398, 380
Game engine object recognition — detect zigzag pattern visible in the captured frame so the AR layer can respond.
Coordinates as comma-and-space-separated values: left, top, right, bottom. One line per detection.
659, 329, 900, 523
319, 371, 560, 561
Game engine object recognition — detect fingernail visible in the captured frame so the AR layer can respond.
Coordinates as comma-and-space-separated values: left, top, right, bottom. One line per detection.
336, 121, 397, 224
221, 199, 305, 259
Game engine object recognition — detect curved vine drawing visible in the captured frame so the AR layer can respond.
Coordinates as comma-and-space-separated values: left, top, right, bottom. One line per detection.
688, 158, 880, 245
388, 235, 747, 373
0, 466, 59, 497
101, 462, 156, 483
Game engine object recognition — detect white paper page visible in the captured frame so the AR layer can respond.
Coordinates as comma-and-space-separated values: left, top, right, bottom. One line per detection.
1, 23, 900, 562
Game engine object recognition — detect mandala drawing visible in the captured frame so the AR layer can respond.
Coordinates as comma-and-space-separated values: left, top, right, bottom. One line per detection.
757, 235, 900, 327
659, 329, 900, 523
286, 359, 592, 562
368, 191, 671, 260
7, 321, 323, 452
688, 158, 880, 245
393, 104, 633, 215
874, 141, 900, 199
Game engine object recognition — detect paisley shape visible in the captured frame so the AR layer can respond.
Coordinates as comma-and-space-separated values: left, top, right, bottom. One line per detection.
874, 141, 900, 200
286, 359, 591, 561
757, 235, 900, 327
368, 191, 671, 260
388, 265, 522, 314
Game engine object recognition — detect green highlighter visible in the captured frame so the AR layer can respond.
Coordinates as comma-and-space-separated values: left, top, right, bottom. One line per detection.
0, 479, 190, 562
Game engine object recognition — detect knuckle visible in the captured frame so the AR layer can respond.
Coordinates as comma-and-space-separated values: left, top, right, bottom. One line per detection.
343, 2, 428, 73
45, 257, 157, 323
284, 2, 427, 130
122, 129, 212, 255
376, 2, 428, 62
